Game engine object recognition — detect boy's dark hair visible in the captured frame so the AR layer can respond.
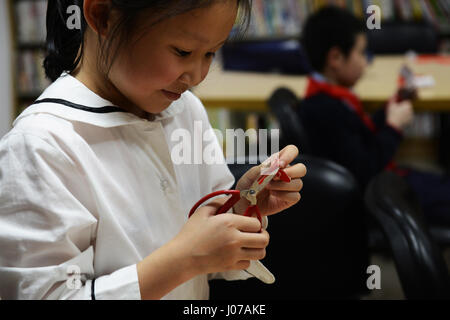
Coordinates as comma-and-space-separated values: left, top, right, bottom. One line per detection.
44, 0, 252, 82
301, 6, 366, 73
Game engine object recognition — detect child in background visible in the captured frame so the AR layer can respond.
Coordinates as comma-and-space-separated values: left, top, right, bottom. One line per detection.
0, 0, 307, 300
298, 6, 450, 224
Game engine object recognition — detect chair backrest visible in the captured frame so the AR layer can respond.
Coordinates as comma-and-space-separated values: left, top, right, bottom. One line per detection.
364, 171, 450, 299
298, 154, 360, 208
268, 87, 311, 153
211, 155, 369, 299
367, 21, 439, 54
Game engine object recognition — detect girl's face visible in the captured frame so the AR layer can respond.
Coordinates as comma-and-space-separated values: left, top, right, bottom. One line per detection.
107, 1, 238, 116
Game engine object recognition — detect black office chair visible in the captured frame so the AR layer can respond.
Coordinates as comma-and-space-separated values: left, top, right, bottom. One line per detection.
209, 155, 370, 300
365, 171, 450, 299
268, 87, 310, 153
367, 21, 439, 55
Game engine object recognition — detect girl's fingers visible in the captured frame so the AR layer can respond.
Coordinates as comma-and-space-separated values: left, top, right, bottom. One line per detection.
227, 215, 261, 233
269, 190, 301, 204
261, 145, 299, 170
239, 229, 270, 248
280, 163, 307, 179
240, 248, 267, 261
277, 145, 299, 167
266, 179, 303, 192
235, 260, 251, 270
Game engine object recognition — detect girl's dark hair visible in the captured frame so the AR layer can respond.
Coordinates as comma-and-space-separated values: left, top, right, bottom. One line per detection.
44, 0, 252, 82
301, 6, 366, 73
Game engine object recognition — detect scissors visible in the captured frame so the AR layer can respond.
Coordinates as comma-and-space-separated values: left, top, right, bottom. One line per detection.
188, 160, 291, 284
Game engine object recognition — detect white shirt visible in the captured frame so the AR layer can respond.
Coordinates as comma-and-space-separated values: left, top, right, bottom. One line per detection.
0, 74, 251, 300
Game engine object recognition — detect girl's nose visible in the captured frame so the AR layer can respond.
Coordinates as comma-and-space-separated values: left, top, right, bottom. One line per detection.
179, 60, 209, 88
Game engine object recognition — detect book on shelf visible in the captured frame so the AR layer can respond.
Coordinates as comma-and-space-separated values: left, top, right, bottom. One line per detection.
14, 0, 47, 45
16, 49, 50, 97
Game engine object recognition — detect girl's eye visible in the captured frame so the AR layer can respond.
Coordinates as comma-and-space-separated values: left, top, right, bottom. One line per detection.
176, 49, 191, 57
174, 48, 215, 59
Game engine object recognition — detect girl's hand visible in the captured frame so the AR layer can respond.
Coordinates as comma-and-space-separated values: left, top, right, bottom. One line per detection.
233, 145, 307, 217
173, 200, 270, 276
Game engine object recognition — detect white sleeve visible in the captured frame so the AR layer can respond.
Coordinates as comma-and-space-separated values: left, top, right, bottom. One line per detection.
0, 133, 140, 300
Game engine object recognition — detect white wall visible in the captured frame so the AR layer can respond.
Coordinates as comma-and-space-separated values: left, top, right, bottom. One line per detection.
0, 0, 13, 138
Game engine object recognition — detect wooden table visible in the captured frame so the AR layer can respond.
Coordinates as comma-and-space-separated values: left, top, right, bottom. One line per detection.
193, 55, 450, 112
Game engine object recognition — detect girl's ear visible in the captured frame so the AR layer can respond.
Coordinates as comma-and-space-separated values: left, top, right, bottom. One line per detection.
83, 0, 114, 37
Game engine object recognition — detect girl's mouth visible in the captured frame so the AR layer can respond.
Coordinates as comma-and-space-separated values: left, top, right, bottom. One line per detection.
161, 90, 181, 101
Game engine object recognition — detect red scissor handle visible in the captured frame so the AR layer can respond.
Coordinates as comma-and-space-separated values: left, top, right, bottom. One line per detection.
189, 191, 263, 231
277, 169, 291, 183
188, 190, 241, 218
244, 205, 262, 224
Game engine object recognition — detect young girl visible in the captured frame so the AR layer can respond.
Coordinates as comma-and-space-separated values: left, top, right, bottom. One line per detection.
0, 0, 306, 300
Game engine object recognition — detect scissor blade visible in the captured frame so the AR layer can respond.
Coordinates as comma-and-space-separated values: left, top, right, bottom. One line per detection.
246, 260, 275, 284
249, 168, 279, 195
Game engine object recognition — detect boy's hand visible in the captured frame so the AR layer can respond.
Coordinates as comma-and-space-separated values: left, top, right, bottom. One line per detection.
233, 145, 307, 217
386, 98, 414, 131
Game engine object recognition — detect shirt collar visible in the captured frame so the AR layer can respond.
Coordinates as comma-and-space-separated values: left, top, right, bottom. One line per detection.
14, 74, 186, 128
310, 72, 357, 94
311, 72, 328, 83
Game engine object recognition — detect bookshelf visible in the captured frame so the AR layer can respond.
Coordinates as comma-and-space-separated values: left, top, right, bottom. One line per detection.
8, 0, 49, 118
240, 0, 450, 43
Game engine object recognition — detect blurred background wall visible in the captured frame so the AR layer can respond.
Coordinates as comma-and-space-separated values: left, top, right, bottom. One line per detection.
0, 0, 13, 137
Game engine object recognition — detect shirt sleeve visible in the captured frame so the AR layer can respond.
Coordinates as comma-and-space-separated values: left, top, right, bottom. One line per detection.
0, 132, 140, 300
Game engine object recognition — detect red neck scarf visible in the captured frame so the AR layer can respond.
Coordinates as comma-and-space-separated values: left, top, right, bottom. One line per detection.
305, 76, 376, 132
